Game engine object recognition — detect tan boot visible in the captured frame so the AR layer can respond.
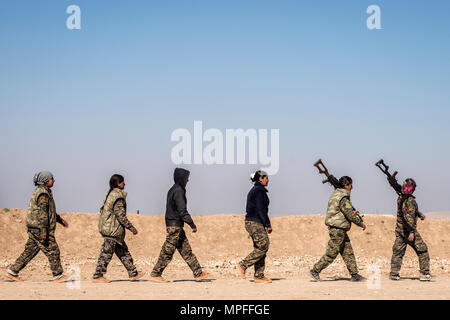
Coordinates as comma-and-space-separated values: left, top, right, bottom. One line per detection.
92, 277, 111, 283
195, 272, 210, 282
5, 273, 22, 282
129, 272, 145, 282
254, 277, 272, 283
149, 276, 169, 283
419, 273, 432, 282
236, 263, 246, 279
53, 275, 70, 283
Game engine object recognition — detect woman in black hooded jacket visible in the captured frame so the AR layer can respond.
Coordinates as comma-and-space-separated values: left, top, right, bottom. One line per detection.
149, 168, 209, 282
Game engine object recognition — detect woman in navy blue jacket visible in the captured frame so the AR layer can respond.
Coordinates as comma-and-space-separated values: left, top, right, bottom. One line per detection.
236, 170, 272, 283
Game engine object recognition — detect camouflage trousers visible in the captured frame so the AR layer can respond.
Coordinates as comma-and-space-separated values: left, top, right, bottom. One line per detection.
313, 227, 358, 275
239, 221, 270, 279
9, 230, 63, 277
93, 239, 138, 279
151, 227, 202, 278
390, 232, 430, 276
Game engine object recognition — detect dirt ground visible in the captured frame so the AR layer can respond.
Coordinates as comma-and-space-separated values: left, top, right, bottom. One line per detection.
1, 277, 450, 300
1, 209, 449, 300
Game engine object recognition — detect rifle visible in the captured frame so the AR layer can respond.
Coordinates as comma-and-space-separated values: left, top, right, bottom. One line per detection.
375, 159, 401, 196
314, 159, 364, 222
313, 159, 340, 188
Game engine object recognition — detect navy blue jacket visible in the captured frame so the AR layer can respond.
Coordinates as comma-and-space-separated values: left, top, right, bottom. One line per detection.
245, 181, 271, 228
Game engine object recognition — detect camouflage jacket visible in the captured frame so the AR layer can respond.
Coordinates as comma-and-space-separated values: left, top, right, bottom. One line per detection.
396, 195, 421, 235
325, 188, 364, 231
25, 186, 62, 236
98, 188, 135, 244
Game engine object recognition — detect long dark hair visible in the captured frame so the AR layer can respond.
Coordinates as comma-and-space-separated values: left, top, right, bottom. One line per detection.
106, 174, 124, 199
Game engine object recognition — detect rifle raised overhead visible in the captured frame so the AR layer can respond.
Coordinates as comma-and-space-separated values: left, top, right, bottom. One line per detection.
375, 159, 401, 196
314, 159, 364, 222
313, 159, 340, 189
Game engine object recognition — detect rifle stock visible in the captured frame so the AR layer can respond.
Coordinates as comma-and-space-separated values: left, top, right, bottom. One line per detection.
375, 159, 397, 179
314, 159, 364, 223
375, 159, 401, 195
313, 159, 340, 189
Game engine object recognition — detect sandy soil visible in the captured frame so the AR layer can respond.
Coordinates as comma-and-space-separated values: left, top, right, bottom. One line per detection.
1, 277, 450, 300
1, 209, 449, 299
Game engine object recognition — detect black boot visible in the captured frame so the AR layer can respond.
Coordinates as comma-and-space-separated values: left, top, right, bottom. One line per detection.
389, 273, 401, 281
309, 269, 321, 281
350, 274, 366, 282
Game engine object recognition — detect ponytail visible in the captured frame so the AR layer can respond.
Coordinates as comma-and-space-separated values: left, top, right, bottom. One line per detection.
105, 174, 124, 200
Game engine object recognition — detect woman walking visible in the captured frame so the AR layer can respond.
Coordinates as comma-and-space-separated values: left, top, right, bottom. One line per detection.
309, 176, 366, 282
386, 177, 431, 281
6, 171, 70, 283
236, 170, 272, 283
149, 168, 209, 283
92, 174, 144, 283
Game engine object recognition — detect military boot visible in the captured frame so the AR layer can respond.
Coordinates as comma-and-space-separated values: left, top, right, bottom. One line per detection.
236, 263, 246, 279
53, 274, 70, 283
419, 273, 431, 282
149, 275, 169, 283
195, 272, 210, 282
5, 272, 22, 282
389, 273, 401, 281
309, 269, 321, 281
92, 277, 111, 283
129, 272, 145, 282
254, 277, 272, 283
350, 274, 366, 282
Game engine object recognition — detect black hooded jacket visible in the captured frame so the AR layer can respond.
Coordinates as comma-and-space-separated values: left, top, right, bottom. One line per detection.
245, 181, 271, 228
165, 168, 196, 229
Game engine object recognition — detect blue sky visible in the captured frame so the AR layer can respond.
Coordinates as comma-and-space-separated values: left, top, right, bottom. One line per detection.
1, 0, 449, 216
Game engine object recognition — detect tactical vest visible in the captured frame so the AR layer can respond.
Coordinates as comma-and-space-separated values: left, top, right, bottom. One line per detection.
325, 188, 352, 231
395, 195, 418, 234
98, 188, 127, 244
26, 186, 57, 235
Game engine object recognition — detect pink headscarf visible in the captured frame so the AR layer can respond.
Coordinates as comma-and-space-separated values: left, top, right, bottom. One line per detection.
401, 178, 416, 214
401, 178, 416, 195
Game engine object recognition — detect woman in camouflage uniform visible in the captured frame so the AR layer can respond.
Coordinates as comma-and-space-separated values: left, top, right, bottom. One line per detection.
310, 176, 366, 282
149, 168, 209, 283
387, 177, 431, 281
92, 174, 144, 283
6, 171, 70, 283
236, 170, 273, 283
